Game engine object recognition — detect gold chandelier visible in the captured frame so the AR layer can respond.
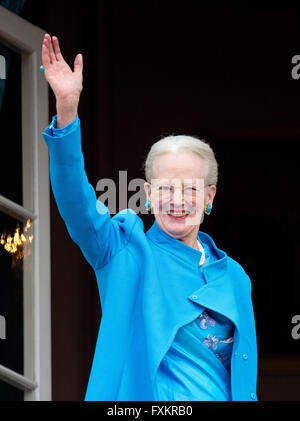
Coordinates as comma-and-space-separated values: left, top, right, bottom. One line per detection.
0, 219, 33, 260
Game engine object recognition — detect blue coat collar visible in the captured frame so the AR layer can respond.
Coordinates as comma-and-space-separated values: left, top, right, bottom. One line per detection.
146, 219, 228, 279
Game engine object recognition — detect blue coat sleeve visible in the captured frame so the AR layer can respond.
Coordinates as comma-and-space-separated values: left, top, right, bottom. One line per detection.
42, 114, 138, 269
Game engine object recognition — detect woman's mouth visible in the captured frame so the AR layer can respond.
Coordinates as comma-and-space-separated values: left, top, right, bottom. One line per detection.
167, 211, 190, 220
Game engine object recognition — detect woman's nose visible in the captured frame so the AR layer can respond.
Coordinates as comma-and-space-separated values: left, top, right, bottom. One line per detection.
172, 187, 184, 204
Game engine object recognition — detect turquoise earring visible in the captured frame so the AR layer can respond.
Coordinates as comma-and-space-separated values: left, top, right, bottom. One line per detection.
145, 199, 151, 211
204, 203, 212, 215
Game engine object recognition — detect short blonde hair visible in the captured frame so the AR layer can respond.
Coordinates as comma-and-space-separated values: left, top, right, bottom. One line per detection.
143, 134, 218, 186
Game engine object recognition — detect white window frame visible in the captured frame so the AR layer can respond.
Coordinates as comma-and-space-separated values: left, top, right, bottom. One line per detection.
0, 6, 51, 401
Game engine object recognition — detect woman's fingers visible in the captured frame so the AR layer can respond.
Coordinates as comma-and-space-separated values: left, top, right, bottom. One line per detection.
42, 34, 65, 65
43, 34, 53, 65
42, 38, 50, 68
52, 36, 63, 61
42, 34, 63, 71
74, 54, 83, 74
46, 34, 56, 64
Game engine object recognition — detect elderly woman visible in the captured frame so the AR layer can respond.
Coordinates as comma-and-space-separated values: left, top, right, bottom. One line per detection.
41, 34, 258, 401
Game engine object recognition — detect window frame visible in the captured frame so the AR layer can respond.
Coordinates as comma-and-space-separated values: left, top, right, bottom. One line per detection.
0, 5, 51, 401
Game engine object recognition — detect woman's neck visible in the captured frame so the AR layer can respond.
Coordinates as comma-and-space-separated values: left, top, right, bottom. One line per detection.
179, 234, 200, 251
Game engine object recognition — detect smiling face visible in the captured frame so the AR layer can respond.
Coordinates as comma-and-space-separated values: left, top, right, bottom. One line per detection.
144, 150, 216, 249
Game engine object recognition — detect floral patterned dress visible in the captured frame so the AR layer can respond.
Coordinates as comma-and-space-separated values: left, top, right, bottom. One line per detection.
197, 309, 234, 372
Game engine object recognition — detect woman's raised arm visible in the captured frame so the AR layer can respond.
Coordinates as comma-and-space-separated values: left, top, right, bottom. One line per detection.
41, 34, 138, 270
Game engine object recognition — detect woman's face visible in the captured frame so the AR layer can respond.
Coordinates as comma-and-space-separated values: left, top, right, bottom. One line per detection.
144, 151, 216, 248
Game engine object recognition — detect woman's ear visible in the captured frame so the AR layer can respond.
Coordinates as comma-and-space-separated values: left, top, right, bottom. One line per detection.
144, 182, 151, 200
206, 185, 217, 206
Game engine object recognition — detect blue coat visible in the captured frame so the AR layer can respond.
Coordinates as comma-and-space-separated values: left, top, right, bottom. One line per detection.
42, 114, 258, 401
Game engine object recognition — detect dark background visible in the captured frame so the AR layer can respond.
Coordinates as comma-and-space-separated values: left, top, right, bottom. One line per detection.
1, 1, 300, 400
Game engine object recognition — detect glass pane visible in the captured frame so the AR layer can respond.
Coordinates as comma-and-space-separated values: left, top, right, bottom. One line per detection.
0, 211, 33, 375
0, 42, 23, 206
0, 380, 24, 402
